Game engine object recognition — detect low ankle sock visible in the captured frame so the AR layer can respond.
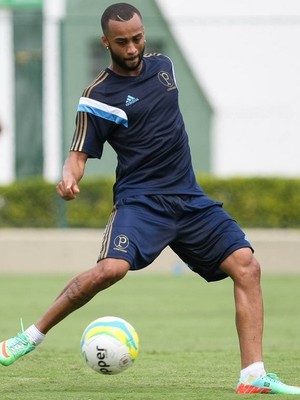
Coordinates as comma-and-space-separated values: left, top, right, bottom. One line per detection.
240, 361, 266, 382
25, 324, 46, 345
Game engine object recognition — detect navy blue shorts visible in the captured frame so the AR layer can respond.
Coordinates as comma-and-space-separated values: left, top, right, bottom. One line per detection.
97, 195, 253, 282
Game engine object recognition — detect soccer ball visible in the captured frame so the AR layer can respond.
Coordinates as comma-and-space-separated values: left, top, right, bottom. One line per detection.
80, 316, 139, 375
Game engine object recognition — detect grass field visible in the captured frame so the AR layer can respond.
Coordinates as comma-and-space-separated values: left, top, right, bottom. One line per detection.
0, 272, 299, 399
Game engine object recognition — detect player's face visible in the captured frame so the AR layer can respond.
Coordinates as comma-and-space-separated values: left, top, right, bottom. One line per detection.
102, 13, 146, 76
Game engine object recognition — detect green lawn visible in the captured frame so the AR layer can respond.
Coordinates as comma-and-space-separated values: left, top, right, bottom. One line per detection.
0, 272, 299, 399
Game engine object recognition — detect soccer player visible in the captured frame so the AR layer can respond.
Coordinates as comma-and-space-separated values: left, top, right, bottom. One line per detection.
1, 2, 299, 394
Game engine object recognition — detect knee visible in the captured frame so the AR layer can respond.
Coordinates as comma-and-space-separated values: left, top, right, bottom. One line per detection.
221, 248, 261, 284
239, 256, 261, 283
92, 259, 129, 289
237, 256, 261, 289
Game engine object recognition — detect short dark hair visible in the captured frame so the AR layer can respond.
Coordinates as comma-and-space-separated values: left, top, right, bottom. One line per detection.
101, 3, 142, 35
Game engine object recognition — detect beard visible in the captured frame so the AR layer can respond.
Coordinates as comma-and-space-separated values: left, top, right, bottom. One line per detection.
110, 46, 145, 72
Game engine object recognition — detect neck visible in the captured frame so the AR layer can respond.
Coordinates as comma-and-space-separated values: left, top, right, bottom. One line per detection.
109, 61, 143, 76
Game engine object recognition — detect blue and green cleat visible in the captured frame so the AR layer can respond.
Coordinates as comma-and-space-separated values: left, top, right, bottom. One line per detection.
237, 373, 300, 394
0, 326, 36, 366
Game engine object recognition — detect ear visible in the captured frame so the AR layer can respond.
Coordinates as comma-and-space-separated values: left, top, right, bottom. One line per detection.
101, 35, 109, 49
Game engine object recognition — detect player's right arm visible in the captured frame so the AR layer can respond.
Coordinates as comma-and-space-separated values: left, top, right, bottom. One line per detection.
56, 150, 88, 201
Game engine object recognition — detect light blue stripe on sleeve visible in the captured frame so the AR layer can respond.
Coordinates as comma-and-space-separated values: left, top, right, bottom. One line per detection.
78, 97, 128, 128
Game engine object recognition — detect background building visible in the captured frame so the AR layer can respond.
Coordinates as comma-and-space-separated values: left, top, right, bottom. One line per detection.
157, 0, 300, 178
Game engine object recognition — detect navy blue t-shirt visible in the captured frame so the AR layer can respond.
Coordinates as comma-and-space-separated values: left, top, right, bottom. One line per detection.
71, 53, 210, 204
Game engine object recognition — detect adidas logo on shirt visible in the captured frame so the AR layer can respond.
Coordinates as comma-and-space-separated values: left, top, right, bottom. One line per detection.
125, 95, 139, 106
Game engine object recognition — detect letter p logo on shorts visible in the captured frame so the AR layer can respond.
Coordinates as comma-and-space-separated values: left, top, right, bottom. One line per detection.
113, 235, 129, 252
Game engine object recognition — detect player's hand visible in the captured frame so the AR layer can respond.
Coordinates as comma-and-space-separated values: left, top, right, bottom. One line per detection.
56, 179, 80, 201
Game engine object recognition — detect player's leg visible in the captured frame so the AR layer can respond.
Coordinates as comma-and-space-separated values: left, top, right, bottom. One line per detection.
35, 258, 130, 334
219, 249, 264, 369
0, 258, 129, 366
220, 250, 300, 394
172, 200, 300, 394
170, 202, 264, 371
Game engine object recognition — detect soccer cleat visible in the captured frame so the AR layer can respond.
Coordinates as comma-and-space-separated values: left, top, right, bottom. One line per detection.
0, 323, 36, 366
237, 373, 300, 394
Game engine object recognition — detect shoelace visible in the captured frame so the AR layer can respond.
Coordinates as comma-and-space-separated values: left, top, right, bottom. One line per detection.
7, 333, 29, 355
265, 373, 281, 383
6, 318, 29, 355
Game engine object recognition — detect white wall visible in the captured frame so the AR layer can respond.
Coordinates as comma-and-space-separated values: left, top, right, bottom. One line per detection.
156, 0, 300, 177
43, 0, 66, 182
0, 9, 15, 184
